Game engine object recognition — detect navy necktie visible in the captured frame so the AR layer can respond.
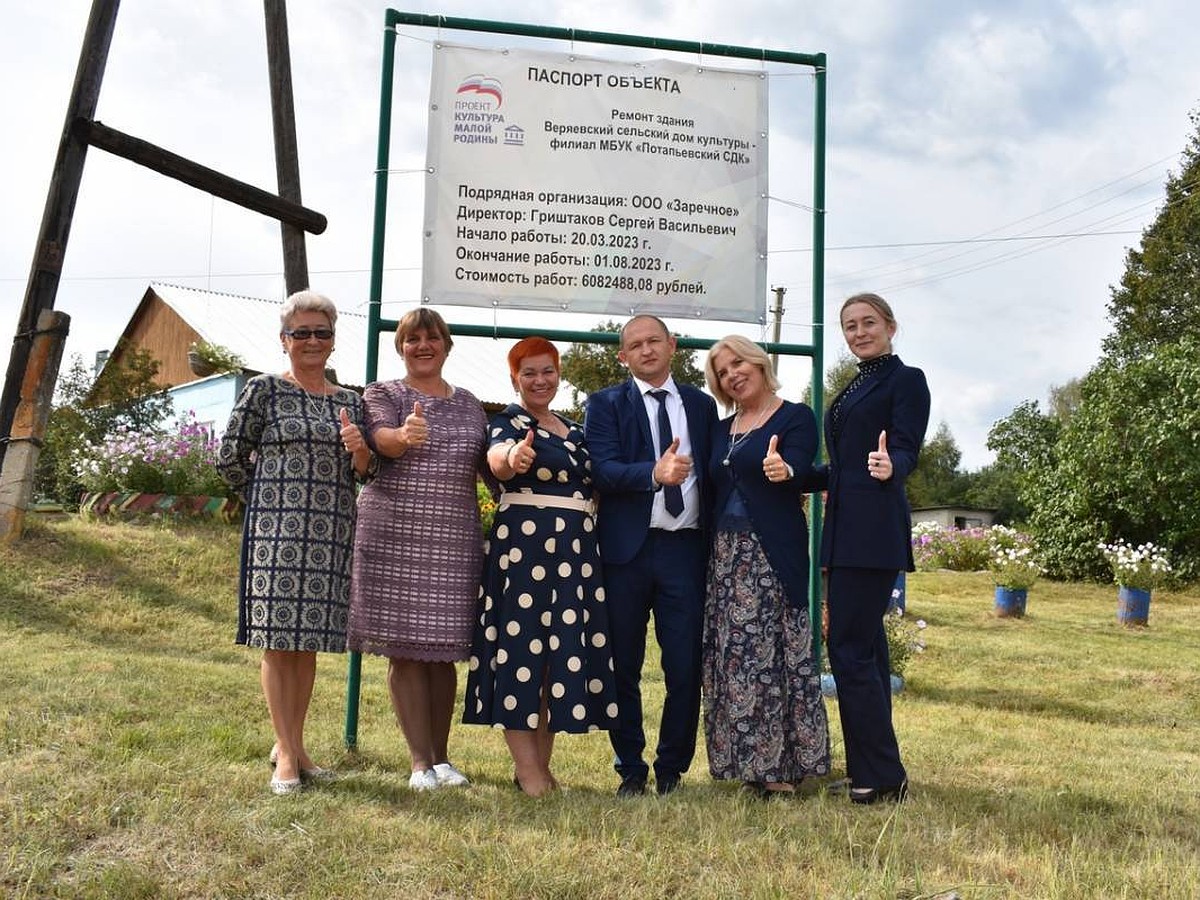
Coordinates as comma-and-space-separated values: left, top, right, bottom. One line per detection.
649, 389, 684, 517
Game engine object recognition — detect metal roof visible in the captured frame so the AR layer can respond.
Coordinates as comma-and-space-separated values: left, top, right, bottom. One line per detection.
150, 282, 577, 407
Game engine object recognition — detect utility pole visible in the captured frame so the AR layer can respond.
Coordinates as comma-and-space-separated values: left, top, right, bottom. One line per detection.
263, 0, 310, 295
769, 285, 786, 373
0, 0, 325, 541
0, 0, 120, 474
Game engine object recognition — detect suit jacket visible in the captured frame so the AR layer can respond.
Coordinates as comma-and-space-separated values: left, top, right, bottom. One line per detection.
816, 355, 930, 571
585, 379, 717, 565
709, 400, 818, 609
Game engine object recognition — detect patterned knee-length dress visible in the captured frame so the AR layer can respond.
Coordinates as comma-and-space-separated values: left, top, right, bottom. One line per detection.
463, 404, 618, 733
217, 374, 370, 652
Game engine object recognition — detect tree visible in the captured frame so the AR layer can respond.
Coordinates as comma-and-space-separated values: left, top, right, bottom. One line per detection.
802, 352, 857, 422
1103, 108, 1200, 362
1047, 378, 1083, 424
1027, 341, 1200, 581
905, 421, 969, 509
559, 321, 704, 421
36, 343, 174, 504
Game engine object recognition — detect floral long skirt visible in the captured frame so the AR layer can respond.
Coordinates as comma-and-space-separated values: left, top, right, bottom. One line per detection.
702, 524, 831, 783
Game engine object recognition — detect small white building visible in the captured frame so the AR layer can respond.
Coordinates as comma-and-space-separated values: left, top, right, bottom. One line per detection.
911, 506, 997, 530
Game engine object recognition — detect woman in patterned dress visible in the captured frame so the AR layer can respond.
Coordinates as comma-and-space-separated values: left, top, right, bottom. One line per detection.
701, 335, 830, 798
348, 308, 490, 791
217, 290, 374, 795
463, 337, 618, 797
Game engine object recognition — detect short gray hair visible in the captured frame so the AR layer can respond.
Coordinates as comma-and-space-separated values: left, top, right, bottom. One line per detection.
280, 290, 337, 331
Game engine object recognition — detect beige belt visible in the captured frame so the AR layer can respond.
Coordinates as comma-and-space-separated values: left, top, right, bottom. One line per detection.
499, 492, 595, 516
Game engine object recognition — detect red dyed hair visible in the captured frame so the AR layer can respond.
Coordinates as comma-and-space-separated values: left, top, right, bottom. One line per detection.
508, 336, 560, 379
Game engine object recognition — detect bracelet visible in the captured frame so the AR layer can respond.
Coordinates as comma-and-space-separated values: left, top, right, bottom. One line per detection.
506, 442, 519, 467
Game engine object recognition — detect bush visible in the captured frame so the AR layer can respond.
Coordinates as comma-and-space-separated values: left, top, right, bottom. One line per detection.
73, 412, 229, 497
884, 609, 926, 677
911, 521, 992, 571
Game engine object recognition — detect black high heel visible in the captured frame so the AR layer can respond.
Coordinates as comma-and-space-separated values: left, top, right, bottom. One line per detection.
849, 781, 908, 805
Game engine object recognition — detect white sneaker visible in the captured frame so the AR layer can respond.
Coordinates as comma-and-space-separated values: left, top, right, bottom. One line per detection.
433, 762, 470, 787
408, 768, 440, 791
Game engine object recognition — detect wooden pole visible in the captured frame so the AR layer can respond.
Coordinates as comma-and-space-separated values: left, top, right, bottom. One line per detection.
0, 311, 71, 542
0, 0, 119, 472
263, 0, 311, 295
80, 121, 326, 234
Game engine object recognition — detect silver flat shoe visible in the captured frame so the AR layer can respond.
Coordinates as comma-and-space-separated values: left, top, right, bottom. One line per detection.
270, 775, 303, 796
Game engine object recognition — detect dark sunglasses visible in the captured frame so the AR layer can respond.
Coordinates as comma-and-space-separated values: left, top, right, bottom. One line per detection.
284, 328, 334, 341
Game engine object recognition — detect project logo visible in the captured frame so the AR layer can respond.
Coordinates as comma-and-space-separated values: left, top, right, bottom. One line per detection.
456, 74, 503, 107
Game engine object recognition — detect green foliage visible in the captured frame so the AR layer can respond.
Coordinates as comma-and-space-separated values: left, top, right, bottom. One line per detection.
36, 345, 174, 504
188, 339, 244, 374
960, 461, 1027, 525
987, 525, 1043, 590
559, 320, 704, 420
983, 111, 1200, 584
883, 610, 924, 678
802, 351, 858, 420
1103, 108, 1200, 363
991, 343, 1200, 582
73, 412, 229, 497
477, 479, 498, 534
1098, 539, 1173, 592
906, 421, 970, 509
911, 521, 993, 571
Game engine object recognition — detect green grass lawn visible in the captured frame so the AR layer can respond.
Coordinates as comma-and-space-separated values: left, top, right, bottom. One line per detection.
2, 517, 1198, 899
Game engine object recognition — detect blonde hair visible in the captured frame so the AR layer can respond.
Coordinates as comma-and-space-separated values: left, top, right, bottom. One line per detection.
704, 334, 780, 410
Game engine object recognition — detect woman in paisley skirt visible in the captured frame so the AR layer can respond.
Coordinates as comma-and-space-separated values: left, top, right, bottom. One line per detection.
463, 337, 618, 796
218, 290, 375, 795
701, 335, 830, 798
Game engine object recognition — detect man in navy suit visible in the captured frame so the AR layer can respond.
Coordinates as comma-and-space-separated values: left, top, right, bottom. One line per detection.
585, 315, 717, 797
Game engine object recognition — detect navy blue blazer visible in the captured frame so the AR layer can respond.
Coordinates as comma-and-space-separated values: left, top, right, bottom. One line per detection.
709, 400, 818, 609
585, 379, 717, 566
815, 355, 930, 571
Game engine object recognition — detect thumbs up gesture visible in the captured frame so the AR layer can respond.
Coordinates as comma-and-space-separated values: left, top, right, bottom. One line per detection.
507, 428, 537, 474
867, 429, 892, 480
400, 400, 428, 449
654, 436, 692, 486
762, 434, 790, 482
339, 408, 366, 453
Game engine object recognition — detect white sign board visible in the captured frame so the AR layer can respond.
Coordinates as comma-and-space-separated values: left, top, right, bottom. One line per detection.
422, 43, 769, 324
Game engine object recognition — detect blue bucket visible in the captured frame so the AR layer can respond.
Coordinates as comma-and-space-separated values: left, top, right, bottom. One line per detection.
1116, 586, 1151, 626
889, 571, 906, 614
994, 586, 1027, 618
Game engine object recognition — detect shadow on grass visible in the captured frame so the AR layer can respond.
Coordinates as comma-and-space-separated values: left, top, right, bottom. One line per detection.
913, 681, 1162, 727
0, 521, 232, 653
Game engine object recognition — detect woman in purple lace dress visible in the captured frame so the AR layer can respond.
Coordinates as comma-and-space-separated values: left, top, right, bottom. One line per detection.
348, 308, 489, 792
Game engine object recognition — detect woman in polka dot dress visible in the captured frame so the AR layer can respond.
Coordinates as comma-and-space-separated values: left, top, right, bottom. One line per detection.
464, 337, 618, 796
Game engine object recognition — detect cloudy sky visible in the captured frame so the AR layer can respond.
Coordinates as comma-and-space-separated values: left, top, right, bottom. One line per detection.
3, 1, 1198, 468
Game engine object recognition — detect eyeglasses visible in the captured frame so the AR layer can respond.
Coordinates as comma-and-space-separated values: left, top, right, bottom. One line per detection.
284, 328, 334, 341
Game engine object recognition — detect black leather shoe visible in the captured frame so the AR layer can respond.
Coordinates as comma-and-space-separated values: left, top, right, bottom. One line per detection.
656, 775, 681, 796
616, 774, 647, 797
849, 781, 908, 805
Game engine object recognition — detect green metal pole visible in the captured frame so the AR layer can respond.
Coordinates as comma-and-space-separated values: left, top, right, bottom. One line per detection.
809, 54, 828, 667
344, 9, 400, 753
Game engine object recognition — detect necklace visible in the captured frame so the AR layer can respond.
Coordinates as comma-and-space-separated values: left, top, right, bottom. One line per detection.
286, 372, 332, 419
722, 401, 773, 467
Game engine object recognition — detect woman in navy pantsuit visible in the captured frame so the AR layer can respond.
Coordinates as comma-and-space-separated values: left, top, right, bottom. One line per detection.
812, 293, 930, 804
